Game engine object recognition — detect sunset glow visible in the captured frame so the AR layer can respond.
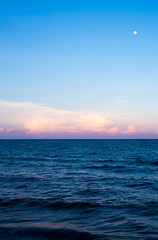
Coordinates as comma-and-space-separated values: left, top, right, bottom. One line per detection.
0, 100, 157, 139
0, 0, 158, 139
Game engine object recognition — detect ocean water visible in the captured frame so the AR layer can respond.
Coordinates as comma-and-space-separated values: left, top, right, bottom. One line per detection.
0, 139, 158, 240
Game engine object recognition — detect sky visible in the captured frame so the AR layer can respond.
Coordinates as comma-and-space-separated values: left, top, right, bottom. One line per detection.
0, 0, 158, 139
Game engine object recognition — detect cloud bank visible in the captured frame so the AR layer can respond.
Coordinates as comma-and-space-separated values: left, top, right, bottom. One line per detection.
0, 100, 157, 138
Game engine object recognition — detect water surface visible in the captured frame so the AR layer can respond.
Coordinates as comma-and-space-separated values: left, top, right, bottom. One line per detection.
0, 140, 158, 239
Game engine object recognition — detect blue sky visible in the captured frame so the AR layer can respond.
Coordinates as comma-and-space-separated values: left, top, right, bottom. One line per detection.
0, 0, 158, 138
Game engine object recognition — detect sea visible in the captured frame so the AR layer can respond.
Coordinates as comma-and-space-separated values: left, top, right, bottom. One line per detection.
0, 139, 158, 240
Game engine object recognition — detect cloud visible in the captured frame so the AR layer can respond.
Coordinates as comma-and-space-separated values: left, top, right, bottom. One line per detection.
0, 128, 4, 132
6, 128, 15, 133
106, 127, 120, 134
0, 100, 156, 139
0, 100, 117, 138
123, 125, 138, 135
123, 125, 146, 135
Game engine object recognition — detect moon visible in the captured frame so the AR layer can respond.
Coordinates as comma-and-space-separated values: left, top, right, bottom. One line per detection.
133, 31, 138, 35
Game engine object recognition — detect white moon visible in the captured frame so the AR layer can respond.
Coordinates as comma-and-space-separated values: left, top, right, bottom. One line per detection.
133, 31, 138, 35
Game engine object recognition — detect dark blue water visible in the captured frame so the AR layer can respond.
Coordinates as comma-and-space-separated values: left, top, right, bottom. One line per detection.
0, 140, 158, 240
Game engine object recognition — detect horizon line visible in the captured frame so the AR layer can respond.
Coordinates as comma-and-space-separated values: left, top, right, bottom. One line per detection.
0, 138, 158, 140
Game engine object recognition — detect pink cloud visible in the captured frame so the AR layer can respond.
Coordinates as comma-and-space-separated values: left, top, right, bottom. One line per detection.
123, 125, 146, 136
0, 128, 4, 132
6, 128, 15, 133
123, 125, 138, 135
0, 100, 114, 137
0, 99, 157, 139
106, 127, 120, 134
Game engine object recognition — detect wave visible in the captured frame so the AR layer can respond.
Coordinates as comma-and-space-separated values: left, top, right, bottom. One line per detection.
151, 160, 158, 165
85, 164, 126, 170
126, 181, 153, 188
0, 226, 100, 240
0, 198, 101, 212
